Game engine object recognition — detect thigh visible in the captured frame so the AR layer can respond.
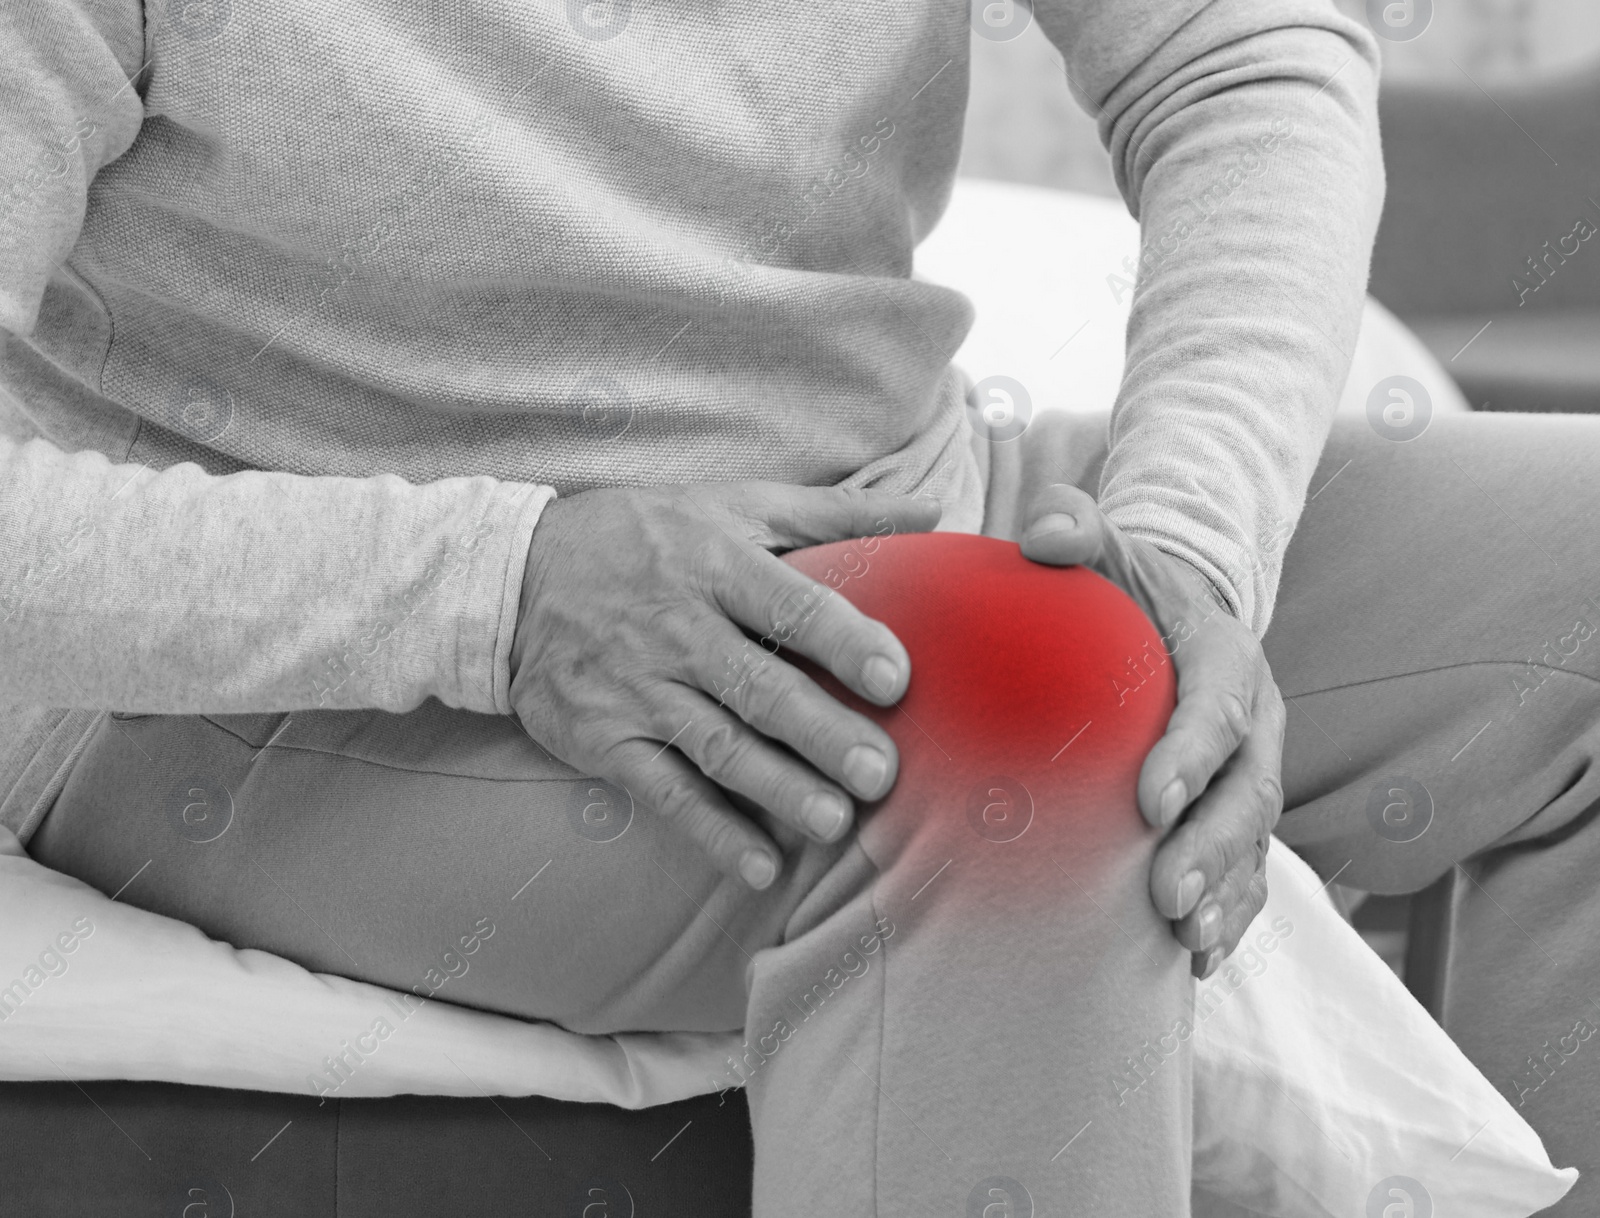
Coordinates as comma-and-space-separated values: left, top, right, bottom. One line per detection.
1000, 408, 1600, 892
1262, 409, 1600, 1216
28, 700, 847, 1034
1264, 411, 1600, 892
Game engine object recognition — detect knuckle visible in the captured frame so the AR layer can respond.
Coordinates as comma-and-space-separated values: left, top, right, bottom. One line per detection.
695, 719, 753, 778
643, 772, 699, 823
1224, 873, 1268, 933
1261, 674, 1287, 722
1215, 688, 1253, 747
835, 484, 871, 512
755, 571, 801, 631
766, 582, 830, 647
1199, 834, 1232, 885
1255, 769, 1285, 826
1232, 853, 1267, 900
695, 814, 744, 862
1212, 809, 1262, 875
593, 735, 639, 778
740, 660, 798, 725
1246, 869, 1270, 913
1221, 814, 1261, 873
685, 535, 729, 595
1032, 481, 1079, 512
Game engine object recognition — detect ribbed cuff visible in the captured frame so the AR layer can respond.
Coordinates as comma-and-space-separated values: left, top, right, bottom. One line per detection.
482, 482, 558, 716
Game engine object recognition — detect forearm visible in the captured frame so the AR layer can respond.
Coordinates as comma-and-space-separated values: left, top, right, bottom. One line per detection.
1040, 0, 1385, 634
0, 432, 552, 715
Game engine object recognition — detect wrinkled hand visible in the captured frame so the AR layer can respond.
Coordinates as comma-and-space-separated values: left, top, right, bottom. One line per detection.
509, 482, 941, 889
1019, 484, 1287, 978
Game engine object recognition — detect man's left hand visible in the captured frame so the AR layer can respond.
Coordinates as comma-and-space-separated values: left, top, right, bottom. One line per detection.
1019, 483, 1287, 979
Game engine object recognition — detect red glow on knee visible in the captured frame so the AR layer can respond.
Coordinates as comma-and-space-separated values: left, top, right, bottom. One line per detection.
780, 533, 1176, 829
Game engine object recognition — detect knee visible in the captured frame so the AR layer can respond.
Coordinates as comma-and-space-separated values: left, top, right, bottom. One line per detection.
782, 532, 1175, 868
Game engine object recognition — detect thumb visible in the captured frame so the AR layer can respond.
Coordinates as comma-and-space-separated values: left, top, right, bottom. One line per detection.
1018, 484, 1107, 567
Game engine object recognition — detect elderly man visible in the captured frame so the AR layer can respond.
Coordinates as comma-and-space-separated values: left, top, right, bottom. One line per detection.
8, 0, 1600, 1212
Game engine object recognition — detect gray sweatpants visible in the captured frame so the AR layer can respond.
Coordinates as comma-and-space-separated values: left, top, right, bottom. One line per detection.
994, 410, 1600, 1216
32, 410, 1600, 1214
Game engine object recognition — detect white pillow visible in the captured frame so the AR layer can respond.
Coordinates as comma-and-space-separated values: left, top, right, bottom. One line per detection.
915, 176, 1473, 423
0, 824, 1576, 1215
1192, 841, 1577, 1217
0, 826, 730, 1106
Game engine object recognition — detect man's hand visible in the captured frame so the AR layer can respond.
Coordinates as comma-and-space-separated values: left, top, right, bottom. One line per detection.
508, 482, 941, 890
1019, 483, 1287, 978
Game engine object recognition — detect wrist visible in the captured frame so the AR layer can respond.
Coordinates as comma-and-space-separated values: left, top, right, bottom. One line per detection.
1162, 549, 1239, 622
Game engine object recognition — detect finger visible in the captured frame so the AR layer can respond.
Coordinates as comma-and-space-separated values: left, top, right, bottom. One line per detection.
1148, 683, 1285, 920
1185, 852, 1271, 978
655, 687, 866, 843
600, 737, 782, 889
1019, 482, 1218, 617
1136, 626, 1274, 831
1017, 483, 1109, 568
693, 620, 900, 803
706, 550, 915, 707
1017, 482, 1239, 836
720, 483, 943, 551
1021, 483, 1267, 837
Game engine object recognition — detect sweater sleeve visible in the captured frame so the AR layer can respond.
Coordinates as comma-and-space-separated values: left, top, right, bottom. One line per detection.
0, 0, 555, 717
0, 435, 554, 716
1033, 0, 1385, 635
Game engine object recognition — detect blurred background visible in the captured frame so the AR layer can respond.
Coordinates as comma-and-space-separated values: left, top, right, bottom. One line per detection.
953, 0, 1600, 991
958, 0, 1600, 418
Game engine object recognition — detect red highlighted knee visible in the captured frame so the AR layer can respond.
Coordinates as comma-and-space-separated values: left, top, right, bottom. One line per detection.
782, 532, 1175, 854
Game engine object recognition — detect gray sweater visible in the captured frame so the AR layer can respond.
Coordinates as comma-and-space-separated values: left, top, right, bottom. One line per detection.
0, 0, 1382, 840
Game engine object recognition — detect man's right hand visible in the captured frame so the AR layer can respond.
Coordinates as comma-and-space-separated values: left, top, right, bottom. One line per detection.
508, 482, 941, 889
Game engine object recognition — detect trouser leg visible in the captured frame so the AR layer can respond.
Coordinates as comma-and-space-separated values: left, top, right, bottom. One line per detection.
1263, 412, 1600, 1211
28, 701, 844, 1033
31, 571, 1193, 1216
744, 704, 1191, 1216
1009, 409, 1600, 1208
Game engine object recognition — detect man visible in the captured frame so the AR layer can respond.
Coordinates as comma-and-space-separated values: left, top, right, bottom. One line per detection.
10, 0, 1593, 1212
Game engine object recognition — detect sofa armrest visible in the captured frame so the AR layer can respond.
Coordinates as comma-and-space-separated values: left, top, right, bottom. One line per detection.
1405, 311, 1600, 412
1371, 62, 1600, 317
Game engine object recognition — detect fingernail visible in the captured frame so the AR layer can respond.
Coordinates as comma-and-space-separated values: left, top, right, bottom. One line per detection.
1176, 870, 1206, 918
802, 792, 851, 841
739, 851, 777, 890
1195, 947, 1223, 980
1026, 512, 1077, 541
1197, 902, 1222, 950
862, 655, 900, 699
1159, 778, 1187, 826
843, 745, 889, 798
